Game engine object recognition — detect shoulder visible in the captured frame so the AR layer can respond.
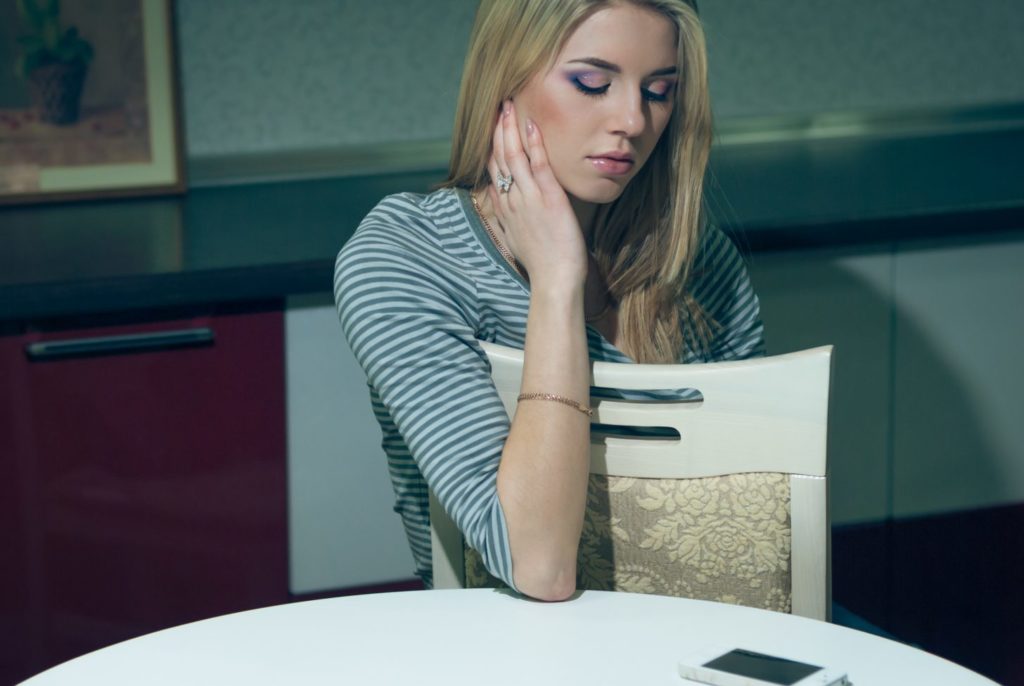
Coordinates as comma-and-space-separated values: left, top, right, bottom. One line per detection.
344, 188, 464, 251
370, 188, 465, 227
336, 188, 467, 274
693, 222, 744, 272
688, 222, 765, 360
687, 221, 754, 297
334, 188, 481, 320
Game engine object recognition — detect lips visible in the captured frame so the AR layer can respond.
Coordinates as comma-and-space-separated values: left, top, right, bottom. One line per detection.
587, 152, 635, 176
593, 151, 634, 162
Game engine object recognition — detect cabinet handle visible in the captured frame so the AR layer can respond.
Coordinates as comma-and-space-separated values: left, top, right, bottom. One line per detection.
25, 327, 215, 361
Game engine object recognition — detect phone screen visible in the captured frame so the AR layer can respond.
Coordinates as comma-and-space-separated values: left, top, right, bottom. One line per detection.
703, 648, 822, 685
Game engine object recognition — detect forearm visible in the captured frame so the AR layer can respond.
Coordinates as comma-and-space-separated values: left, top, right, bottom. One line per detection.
496, 282, 591, 601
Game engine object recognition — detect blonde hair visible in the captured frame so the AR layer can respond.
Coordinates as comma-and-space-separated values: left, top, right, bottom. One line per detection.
445, 0, 713, 363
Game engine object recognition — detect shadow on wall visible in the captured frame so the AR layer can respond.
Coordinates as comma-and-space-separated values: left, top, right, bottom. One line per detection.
747, 236, 1023, 684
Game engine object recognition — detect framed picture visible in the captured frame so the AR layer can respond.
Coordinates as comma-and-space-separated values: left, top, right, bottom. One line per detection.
0, 0, 184, 205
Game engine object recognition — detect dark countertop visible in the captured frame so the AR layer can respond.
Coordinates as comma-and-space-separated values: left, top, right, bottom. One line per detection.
2, 127, 1023, 323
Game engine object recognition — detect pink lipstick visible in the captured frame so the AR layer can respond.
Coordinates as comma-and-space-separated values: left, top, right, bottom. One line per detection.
587, 151, 635, 175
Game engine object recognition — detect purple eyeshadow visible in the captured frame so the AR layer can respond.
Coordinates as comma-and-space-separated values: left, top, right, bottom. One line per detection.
566, 70, 609, 88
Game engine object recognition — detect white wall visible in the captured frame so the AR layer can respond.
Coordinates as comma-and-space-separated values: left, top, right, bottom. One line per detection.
748, 230, 1024, 525
285, 294, 414, 594
750, 246, 894, 524
890, 235, 1024, 516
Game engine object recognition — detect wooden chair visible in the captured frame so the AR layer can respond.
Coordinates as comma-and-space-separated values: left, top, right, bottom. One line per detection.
430, 341, 834, 620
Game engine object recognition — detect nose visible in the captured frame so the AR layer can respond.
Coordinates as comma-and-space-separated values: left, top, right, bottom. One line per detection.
608, 89, 646, 138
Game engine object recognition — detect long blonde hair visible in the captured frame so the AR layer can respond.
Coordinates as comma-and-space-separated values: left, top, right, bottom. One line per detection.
445, 0, 713, 363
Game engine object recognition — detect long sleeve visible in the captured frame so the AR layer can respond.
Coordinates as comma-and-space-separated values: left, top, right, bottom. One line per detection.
334, 193, 518, 589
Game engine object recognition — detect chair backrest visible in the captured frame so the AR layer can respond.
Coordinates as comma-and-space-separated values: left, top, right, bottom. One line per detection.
431, 342, 834, 620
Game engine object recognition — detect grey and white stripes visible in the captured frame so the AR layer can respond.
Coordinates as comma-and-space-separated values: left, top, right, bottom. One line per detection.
334, 188, 764, 589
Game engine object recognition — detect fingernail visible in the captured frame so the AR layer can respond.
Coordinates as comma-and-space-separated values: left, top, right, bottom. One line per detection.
526, 119, 535, 135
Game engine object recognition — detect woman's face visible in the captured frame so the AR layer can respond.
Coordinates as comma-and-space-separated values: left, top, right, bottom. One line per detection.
513, 3, 679, 205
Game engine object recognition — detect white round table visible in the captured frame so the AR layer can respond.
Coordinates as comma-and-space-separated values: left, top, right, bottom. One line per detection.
21, 589, 995, 685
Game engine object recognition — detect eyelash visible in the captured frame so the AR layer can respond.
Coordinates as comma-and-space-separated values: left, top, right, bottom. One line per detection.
570, 76, 672, 103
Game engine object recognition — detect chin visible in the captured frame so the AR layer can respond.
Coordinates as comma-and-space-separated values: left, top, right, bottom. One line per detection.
569, 178, 631, 205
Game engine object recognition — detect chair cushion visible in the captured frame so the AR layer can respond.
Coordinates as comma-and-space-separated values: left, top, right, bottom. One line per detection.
465, 472, 792, 612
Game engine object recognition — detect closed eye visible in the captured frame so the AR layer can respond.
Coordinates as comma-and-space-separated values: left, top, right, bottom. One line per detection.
572, 76, 675, 103
643, 79, 675, 102
571, 75, 610, 97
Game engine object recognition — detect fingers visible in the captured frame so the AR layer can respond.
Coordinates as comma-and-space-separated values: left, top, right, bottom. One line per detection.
487, 153, 504, 204
491, 104, 507, 181
522, 117, 558, 194
486, 112, 503, 193
486, 183, 504, 226
500, 101, 537, 196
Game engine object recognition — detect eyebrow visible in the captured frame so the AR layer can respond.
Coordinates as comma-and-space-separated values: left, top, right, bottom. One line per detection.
566, 57, 677, 77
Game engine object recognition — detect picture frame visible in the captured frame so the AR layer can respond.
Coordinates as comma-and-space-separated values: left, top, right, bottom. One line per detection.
0, 0, 185, 205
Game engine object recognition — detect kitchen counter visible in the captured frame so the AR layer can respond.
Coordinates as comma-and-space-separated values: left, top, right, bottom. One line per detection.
2, 126, 1022, 323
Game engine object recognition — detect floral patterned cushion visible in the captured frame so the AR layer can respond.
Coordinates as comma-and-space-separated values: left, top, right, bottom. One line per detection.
464, 472, 792, 612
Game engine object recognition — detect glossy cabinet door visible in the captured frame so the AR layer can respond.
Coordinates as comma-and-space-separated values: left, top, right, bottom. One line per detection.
1, 306, 288, 684
0, 330, 36, 685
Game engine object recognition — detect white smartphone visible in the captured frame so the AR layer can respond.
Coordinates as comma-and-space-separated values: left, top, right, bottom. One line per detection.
678, 646, 850, 686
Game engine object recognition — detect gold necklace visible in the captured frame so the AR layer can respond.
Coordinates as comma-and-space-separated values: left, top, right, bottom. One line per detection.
469, 191, 614, 323
471, 193, 525, 279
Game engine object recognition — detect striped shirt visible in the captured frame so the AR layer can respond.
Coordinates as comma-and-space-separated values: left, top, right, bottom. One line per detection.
334, 187, 764, 589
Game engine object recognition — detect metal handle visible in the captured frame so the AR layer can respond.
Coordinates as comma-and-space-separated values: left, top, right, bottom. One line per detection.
25, 327, 215, 361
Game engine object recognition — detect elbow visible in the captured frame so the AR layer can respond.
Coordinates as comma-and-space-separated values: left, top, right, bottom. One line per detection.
527, 582, 577, 603
513, 561, 577, 602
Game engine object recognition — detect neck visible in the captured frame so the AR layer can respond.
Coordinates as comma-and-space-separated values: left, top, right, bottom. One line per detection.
472, 187, 598, 239
570, 195, 598, 239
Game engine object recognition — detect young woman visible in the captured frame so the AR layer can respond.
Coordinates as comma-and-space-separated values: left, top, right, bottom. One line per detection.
335, 0, 763, 602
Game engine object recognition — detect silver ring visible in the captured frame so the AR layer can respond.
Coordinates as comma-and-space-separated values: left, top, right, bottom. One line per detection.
496, 171, 513, 193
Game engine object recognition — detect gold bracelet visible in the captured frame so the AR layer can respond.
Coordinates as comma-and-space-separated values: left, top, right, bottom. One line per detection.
517, 392, 593, 417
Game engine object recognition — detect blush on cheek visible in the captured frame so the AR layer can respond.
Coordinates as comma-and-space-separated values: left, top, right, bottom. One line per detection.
531, 89, 577, 138
513, 71, 590, 195
517, 92, 576, 171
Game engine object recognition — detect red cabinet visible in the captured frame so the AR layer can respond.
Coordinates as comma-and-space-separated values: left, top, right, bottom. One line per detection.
0, 304, 288, 684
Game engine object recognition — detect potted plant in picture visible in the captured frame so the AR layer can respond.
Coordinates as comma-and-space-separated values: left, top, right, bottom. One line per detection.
14, 0, 94, 125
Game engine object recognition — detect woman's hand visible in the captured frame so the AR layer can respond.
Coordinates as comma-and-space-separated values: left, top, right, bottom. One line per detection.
486, 100, 588, 292
485, 102, 593, 601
